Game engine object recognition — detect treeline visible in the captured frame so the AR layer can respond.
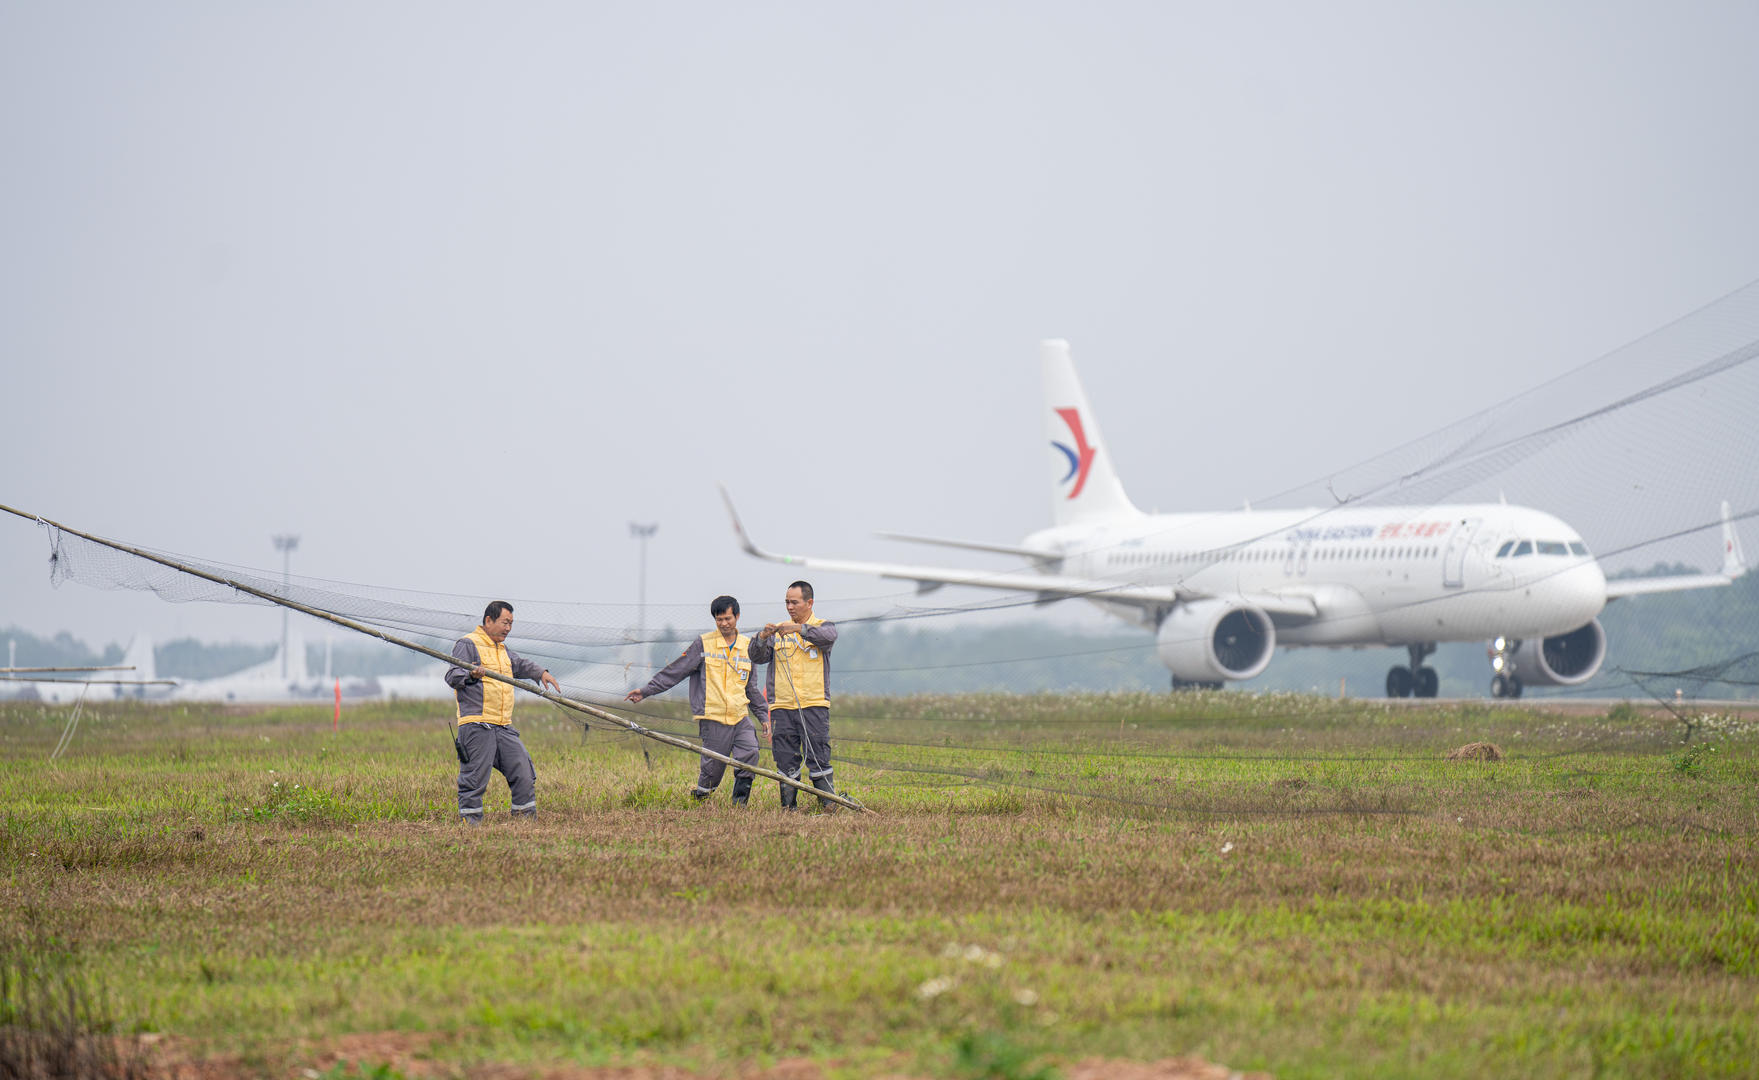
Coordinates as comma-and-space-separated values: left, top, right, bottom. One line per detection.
0, 630, 124, 671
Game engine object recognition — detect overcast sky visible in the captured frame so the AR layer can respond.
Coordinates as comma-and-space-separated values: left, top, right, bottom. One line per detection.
4, 1, 1759, 646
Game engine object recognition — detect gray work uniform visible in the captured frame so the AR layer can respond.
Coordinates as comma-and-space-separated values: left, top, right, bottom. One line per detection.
768, 705, 832, 786
748, 618, 837, 805
453, 722, 536, 819
445, 628, 546, 819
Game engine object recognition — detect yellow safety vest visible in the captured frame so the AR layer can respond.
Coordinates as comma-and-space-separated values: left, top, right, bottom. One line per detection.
700, 630, 756, 725
458, 627, 518, 726
770, 615, 830, 709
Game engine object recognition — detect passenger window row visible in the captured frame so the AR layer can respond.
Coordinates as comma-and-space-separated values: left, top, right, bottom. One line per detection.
1109, 545, 1443, 566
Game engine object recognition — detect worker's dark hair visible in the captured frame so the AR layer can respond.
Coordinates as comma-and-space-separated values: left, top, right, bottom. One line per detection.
483, 600, 514, 623
711, 595, 739, 617
787, 580, 814, 601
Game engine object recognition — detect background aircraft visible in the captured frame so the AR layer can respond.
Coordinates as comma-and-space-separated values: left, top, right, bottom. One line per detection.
10, 635, 174, 705
728, 341, 1748, 698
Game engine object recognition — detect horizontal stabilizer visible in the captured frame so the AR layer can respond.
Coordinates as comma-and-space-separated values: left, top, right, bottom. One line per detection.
875, 531, 1059, 562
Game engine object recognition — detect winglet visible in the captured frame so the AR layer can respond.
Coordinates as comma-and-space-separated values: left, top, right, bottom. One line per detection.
1722, 500, 1748, 579
718, 485, 766, 559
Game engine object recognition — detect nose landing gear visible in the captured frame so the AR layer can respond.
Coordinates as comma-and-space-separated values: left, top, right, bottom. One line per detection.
1385, 642, 1439, 698
1486, 637, 1524, 698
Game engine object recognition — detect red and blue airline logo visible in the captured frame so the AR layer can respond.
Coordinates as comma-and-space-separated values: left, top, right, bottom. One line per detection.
1050, 407, 1096, 499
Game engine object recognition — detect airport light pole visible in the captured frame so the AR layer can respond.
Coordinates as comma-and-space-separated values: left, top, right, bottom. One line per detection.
272, 534, 299, 679
629, 523, 658, 688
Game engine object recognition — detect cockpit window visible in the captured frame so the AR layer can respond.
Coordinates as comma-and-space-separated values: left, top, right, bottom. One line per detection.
1537, 541, 1569, 556
1569, 541, 1589, 556
1495, 540, 1514, 558
1511, 541, 1533, 557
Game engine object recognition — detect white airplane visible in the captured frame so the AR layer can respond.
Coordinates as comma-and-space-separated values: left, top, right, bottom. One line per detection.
725, 341, 1748, 698
22, 635, 175, 704
169, 625, 321, 703
169, 631, 462, 704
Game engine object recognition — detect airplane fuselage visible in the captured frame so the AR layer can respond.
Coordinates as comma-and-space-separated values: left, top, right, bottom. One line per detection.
1023, 503, 1608, 645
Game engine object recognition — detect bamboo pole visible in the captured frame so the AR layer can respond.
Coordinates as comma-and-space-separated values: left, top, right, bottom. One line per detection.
0, 503, 870, 813
0, 665, 135, 674
0, 677, 176, 686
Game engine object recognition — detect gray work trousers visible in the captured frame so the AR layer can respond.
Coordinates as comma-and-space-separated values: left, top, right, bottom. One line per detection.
457, 722, 536, 817
770, 706, 833, 784
695, 717, 759, 795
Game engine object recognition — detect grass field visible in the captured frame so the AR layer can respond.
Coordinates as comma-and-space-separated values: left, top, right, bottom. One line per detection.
1, 692, 1755, 1079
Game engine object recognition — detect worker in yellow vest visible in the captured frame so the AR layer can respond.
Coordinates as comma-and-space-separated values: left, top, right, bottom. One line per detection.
749, 580, 838, 810
626, 595, 769, 804
444, 600, 562, 824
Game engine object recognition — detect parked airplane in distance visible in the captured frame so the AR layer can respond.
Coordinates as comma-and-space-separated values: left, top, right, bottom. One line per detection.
18, 635, 174, 705
726, 341, 1748, 698
166, 627, 453, 704
4, 628, 457, 706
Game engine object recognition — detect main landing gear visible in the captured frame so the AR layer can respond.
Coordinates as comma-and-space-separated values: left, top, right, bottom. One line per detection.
1171, 676, 1224, 692
1386, 642, 1439, 699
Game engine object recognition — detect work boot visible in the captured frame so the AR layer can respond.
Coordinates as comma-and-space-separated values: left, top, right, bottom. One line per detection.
462, 814, 483, 828
811, 775, 838, 812
731, 776, 753, 805
511, 808, 536, 820
779, 782, 798, 811
690, 786, 713, 801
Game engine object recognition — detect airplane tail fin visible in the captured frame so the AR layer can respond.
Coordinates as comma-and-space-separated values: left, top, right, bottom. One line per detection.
1722, 500, 1748, 579
1042, 340, 1142, 526
120, 635, 156, 683
282, 625, 309, 684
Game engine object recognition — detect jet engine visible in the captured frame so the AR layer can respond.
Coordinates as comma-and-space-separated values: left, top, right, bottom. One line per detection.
1156, 600, 1276, 683
1509, 618, 1606, 687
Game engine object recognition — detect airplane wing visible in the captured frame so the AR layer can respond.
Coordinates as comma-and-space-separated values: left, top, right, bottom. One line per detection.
1604, 500, 1749, 599
720, 489, 1318, 619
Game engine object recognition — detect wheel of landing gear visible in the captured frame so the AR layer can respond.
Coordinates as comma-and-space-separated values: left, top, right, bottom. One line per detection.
1490, 673, 1508, 698
1507, 675, 1523, 699
1414, 666, 1439, 698
1386, 666, 1414, 698
1171, 677, 1225, 692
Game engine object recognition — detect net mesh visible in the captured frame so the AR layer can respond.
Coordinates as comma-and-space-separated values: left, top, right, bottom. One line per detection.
1253, 277, 1759, 575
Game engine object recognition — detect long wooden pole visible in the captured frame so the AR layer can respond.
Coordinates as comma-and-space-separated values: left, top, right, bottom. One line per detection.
0, 503, 870, 813
1, 677, 176, 686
